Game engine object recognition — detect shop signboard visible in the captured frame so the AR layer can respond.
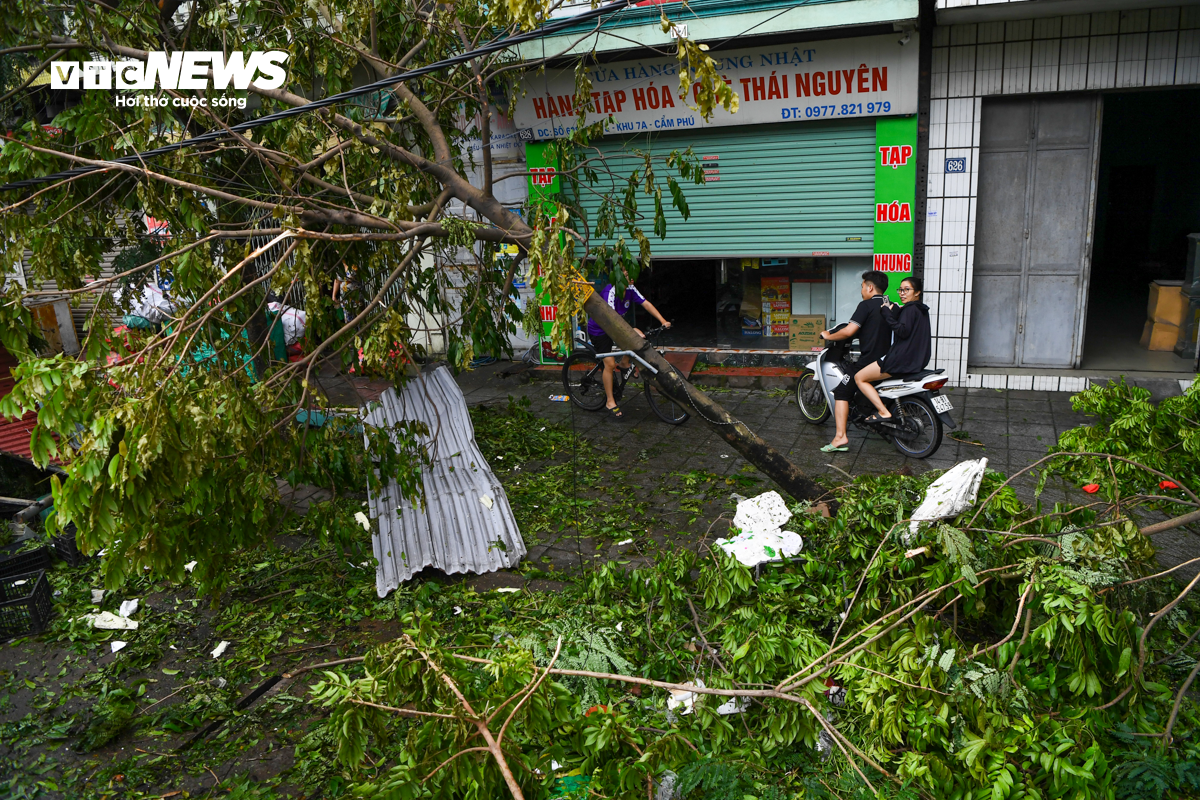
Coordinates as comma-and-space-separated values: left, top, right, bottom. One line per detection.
513, 33, 919, 140
872, 116, 917, 302
526, 142, 566, 363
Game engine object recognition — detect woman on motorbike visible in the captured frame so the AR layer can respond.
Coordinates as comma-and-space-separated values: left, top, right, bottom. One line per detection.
853, 276, 931, 422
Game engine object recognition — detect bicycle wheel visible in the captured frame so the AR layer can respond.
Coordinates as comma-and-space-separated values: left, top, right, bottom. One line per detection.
644, 378, 689, 425
562, 351, 607, 411
891, 397, 943, 459
795, 370, 830, 424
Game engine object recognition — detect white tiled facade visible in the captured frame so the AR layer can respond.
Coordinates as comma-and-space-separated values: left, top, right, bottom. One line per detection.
925, 5, 1200, 391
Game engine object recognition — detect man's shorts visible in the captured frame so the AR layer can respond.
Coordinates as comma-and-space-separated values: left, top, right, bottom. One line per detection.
832, 366, 860, 402
592, 333, 617, 357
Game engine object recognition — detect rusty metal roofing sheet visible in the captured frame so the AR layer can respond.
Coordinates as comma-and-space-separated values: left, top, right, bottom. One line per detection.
0, 345, 37, 461
365, 366, 525, 596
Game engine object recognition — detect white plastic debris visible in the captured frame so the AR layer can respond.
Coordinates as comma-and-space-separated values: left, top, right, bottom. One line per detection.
480, 495, 494, 510
617, 539, 633, 546
732, 491, 793, 536
615, 622, 623, 632
716, 491, 804, 567
354, 512, 371, 530
667, 680, 704, 715
267, 301, 307, 344
85, 612, 138, 631
111, 641, 127, 654
90, 589, 105, 604
184, 561, 197, 573
716, 696, 750, 715
495, 587, 519, 593
908, 458, 989, 538
13, 579, 27, 587
118, 599, 139, 619
551, 760, 563, 771
216, 677, 227, 688
716, 530, 803, 567
211, 641, 230, 659
453, 606, 463, 615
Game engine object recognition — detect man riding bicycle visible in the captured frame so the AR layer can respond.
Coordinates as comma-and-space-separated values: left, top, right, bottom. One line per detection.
586, 282, 671, 420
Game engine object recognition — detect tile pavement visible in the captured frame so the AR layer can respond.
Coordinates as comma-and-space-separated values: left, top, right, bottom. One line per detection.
454, 363, 1199, 581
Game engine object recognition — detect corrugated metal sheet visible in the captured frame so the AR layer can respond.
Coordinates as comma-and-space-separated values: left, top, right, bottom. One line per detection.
572, 119, 877, 257
0, 345, 37, 462
365, 366, 525, 596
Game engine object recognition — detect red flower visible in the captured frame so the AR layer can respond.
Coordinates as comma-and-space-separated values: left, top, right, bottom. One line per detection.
585, 705, 608, 717
1082, 484, 1100, 494
1160, 480, 1180, 490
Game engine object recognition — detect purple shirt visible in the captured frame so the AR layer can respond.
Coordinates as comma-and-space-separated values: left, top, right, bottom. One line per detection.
586, 283, 646, 336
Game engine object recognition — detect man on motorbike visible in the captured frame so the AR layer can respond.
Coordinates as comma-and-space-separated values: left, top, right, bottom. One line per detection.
817, 270, 891, 452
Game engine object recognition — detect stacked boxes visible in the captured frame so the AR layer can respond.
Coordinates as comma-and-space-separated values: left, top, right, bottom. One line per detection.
761, 277, 791, 337
1140, 280, 1186, 351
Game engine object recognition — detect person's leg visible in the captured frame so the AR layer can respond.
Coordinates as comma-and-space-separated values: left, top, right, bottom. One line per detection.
602, 355, 619, 410
831, 400, 850, 447
854, 361, 892, 417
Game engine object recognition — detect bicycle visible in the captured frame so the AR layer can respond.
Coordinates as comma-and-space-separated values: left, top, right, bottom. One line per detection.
560, 326, 690, 425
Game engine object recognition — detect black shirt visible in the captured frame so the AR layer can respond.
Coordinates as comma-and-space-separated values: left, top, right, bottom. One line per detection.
849, 295, 891, 367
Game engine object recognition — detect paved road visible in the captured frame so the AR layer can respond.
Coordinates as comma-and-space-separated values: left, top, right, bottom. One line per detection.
455, 362, 1199, 582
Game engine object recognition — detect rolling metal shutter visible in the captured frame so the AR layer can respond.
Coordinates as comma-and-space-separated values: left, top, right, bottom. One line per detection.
570, 119, 876, 258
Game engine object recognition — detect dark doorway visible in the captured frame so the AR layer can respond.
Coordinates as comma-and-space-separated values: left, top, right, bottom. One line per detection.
632, 259, 721, 347
1083, 88, 1200, 372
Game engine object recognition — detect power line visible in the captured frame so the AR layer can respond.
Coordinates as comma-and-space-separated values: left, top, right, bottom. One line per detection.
0, 0, 635, 193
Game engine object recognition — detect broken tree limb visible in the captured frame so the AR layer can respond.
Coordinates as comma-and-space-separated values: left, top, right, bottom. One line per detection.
1140, 509, 1200, 536
583, 291, 825, 502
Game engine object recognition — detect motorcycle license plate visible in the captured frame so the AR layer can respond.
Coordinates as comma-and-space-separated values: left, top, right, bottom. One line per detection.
931, 395, 953, 413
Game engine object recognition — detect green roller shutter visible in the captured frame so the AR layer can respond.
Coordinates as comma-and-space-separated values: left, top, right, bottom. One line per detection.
570, 119, 876, 258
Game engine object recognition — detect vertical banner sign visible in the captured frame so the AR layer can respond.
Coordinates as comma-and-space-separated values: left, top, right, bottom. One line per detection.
525, 142, 562, 363
873, 115, 917, 302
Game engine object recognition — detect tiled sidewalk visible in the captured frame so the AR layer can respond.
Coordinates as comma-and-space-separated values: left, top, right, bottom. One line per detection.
455, 363, 1199, 581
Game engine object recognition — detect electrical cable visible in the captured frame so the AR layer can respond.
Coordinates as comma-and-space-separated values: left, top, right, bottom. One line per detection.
0, 0, 637, 193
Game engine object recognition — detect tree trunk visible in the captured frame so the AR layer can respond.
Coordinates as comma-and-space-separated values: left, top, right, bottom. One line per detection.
581, 292, 825, 502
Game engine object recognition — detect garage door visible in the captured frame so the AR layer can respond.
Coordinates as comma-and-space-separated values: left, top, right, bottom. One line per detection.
568, 119, 877, 258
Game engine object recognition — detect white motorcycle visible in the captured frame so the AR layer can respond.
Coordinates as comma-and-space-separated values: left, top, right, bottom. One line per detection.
795, 323, 956, 459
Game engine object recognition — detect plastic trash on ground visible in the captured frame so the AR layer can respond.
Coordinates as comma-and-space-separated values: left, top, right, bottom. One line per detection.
716, 530, 803, 567
666, 680, 703, 715
716, 696, 750, 715
118, 598, 139, 618
211, 640, 230, 659
85, 612, 138, 630
907, 458, 989, 540
111, 641, 127, 653
716, 491, 803, 567
731, 491, 792, 535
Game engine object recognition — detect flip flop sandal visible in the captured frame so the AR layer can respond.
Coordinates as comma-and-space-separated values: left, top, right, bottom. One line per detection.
864, 414, 893, 424
607, 405, 624, 420
820, 444, 849, 453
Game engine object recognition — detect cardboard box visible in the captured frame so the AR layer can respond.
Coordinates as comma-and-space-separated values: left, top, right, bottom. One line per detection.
789, 314, 826, 352
740, 279, 762, 322
761, 276, 790, 302
1141, 319, 1180, 351
1148, 280, 1186, 326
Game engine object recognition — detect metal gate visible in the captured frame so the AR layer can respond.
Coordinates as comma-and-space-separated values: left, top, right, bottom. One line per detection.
968, 95, 1101, 369
568, 119, 877, 258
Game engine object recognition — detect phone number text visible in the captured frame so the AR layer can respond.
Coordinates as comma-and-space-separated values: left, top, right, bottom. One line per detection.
781, 101, 891, 120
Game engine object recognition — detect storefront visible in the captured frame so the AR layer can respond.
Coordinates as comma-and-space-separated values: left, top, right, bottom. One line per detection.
513, 30, 921, 355
923, 3, 1200, 391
